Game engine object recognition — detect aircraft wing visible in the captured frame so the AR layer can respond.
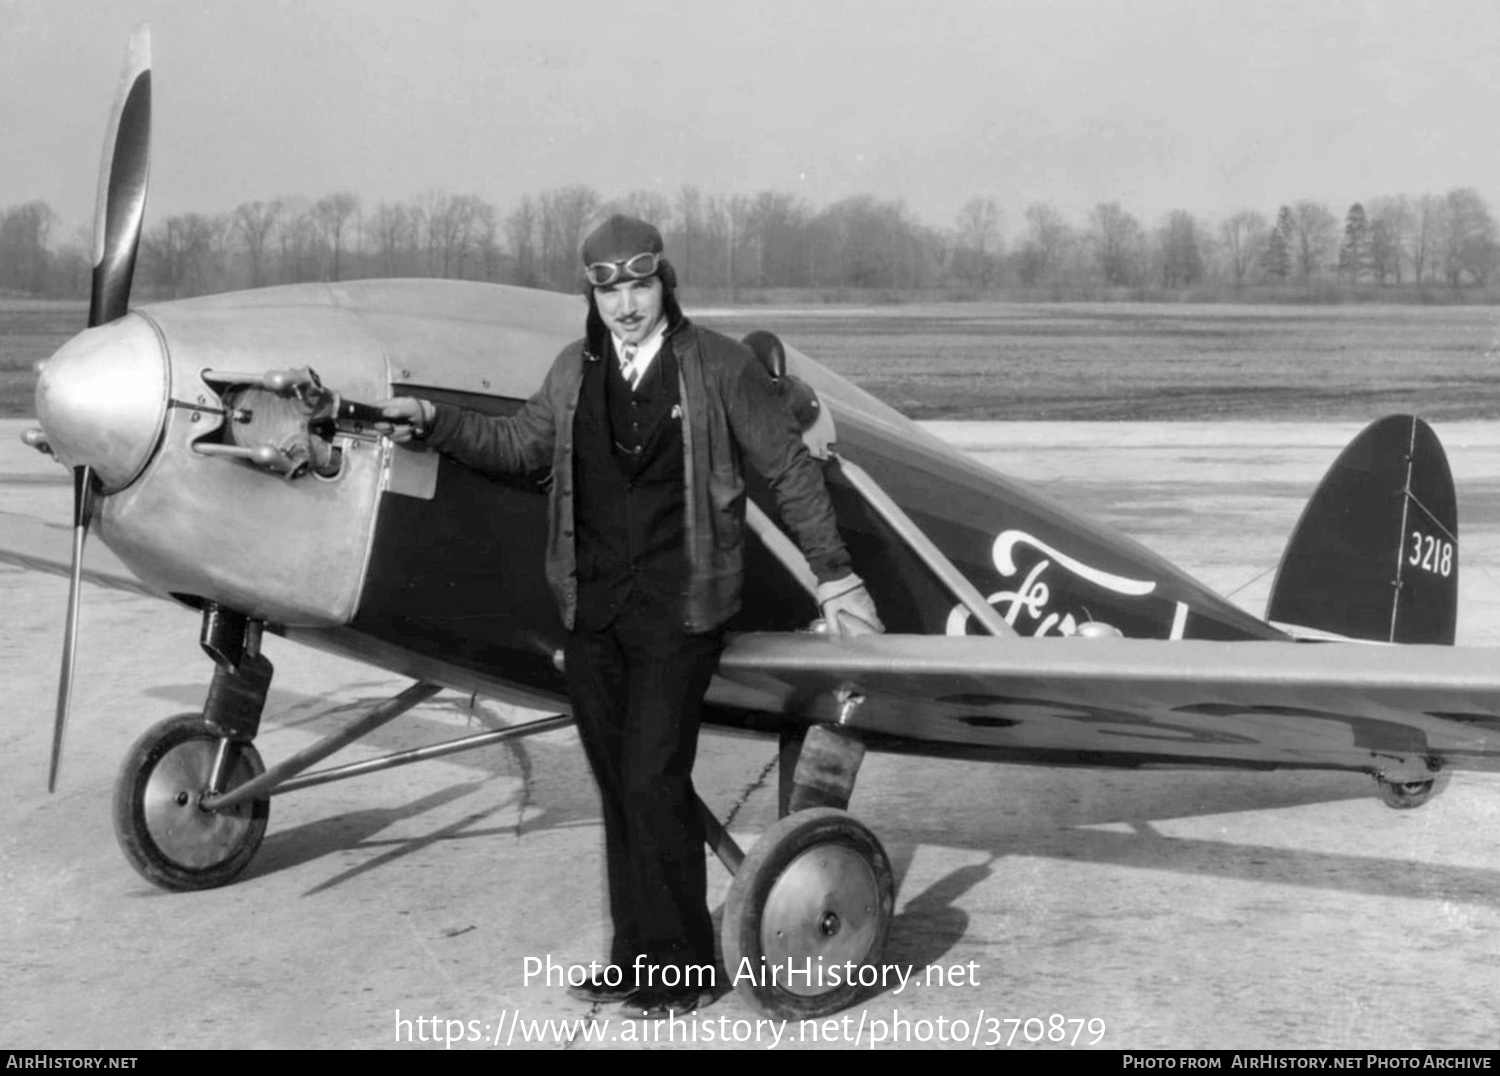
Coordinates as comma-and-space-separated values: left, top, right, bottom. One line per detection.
0, 510, 157, 599
10, 503, 1500, 781
715, 632, 1500, 777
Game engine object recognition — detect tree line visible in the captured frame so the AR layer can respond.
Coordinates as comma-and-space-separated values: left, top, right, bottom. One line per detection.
1, 184, 1496, 302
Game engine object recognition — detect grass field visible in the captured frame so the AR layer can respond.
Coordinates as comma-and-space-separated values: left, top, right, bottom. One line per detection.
699, 302, 1500, 421
6, 296, 1500, 421
0, 299, 86, 417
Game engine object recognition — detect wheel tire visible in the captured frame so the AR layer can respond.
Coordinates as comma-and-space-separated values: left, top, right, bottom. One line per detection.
113, 713, 269, 891
1374, 773, 1447, 810
722, 807, 894, 1019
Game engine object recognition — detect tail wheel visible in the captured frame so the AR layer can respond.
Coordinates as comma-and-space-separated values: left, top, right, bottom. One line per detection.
723, 807, 894, 1019
113, 713, 269, 891
1374, 773, 1448, 810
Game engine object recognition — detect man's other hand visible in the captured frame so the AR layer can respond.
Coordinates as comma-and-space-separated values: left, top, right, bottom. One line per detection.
817, 573, 884, 635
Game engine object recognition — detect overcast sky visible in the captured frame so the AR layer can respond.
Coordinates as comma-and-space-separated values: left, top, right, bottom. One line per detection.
3, 0, 1497, 242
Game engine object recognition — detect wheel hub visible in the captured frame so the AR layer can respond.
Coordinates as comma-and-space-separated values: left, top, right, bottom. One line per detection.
761, 844, 880, 997
141, 739, 259, 868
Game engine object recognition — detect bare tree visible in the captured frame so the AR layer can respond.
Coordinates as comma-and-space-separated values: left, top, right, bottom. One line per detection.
706, 193, 753, 299
141, 213, 217, 298
365, 201, 417, 277
504, 195, 538, 286
1369, 220, 1398, 285
807, 196, 932, 292
1440, 187, 1499, 287
206, 213, 237, 293
1090, 202, 1145, 286
446, 195, 496, 280
47, 222, 93, 298
423, 192, 456, 278
1016, 202, 1073, 286
1367, 195, 1412, 284
607, 190, 673, 230
1157, 210, 1204, 288
954, 196, 1002, 288
312, 192, 360, 281
233, 201, 281, 288
423, 192, 491, 279
746, 191, 809, 288
270, 197, 317, 283
1290, 201, 1337, 282
476, 204, 502, 282
411, 190, 446, 276
673, 185, 704, 286
0, 201, 59, 294
1218, 210, 1268, 289
538, 185, 602, 291
1410, 194, 1443, 284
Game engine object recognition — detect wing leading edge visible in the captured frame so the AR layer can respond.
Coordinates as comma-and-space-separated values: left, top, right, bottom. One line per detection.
11, 502, 1500, 783
714, 632, 1500, 779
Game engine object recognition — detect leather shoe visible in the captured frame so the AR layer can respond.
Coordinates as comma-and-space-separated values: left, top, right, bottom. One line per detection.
618, 986, 717, 1020
566, 973, 635, 1004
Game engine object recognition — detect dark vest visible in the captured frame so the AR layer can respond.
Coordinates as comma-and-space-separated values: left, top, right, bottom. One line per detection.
572, 340, 687, 631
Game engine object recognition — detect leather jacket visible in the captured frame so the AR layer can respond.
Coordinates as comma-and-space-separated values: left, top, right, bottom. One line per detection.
424, 319, 851, 632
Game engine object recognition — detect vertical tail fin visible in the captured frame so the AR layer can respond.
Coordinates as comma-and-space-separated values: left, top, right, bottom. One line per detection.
1266, 415, 1457, 644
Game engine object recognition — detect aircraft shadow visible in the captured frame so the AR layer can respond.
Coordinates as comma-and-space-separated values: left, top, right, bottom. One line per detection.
248, 782, 507, 895
995, 821, 1498, 908
141, 687, 1500, 921
882, 858, 992, 970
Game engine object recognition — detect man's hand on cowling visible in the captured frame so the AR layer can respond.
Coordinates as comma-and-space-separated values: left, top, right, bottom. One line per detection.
816, 573, 884, 635
372, 397, 433, 444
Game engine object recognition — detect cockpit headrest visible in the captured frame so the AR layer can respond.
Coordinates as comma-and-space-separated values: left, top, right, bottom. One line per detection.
741, 330, 787, 383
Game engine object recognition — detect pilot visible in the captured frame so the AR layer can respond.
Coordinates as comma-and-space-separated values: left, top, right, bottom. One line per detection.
378, 214, 880, 1020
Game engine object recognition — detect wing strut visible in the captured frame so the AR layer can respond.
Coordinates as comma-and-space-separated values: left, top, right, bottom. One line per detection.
746, 500, 820, 599
201, 682, 443, 809
746, 456, 1015, 636
833, 454, 1015, 637
266, 711, 574, 797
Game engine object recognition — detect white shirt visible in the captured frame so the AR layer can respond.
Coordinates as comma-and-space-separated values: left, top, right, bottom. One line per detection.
612, 320, 668, 387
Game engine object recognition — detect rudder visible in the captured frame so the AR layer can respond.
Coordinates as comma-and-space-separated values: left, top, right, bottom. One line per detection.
1266, 415, 1457, 644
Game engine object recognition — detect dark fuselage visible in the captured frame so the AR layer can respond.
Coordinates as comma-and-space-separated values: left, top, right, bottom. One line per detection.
347, 296, 1282, 721
93, 280, 1283, 754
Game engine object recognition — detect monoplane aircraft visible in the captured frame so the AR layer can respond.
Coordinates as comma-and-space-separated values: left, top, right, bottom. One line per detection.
7, 28, 1499, 1019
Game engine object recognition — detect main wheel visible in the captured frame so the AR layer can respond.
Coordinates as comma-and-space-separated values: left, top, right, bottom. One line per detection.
113, 713, 269, 891
722, 807, 894, 1019
1374, 773, 1448, 810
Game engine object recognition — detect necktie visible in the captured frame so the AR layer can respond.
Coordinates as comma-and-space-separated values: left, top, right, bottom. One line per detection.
620, 344, 641, 390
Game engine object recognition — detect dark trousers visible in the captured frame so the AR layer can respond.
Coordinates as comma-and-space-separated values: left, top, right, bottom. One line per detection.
565, 600, 723, 986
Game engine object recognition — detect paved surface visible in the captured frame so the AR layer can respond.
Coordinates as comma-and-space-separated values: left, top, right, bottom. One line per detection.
3, 417, 1500, 1050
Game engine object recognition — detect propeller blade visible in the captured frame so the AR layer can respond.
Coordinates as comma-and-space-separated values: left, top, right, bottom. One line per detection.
50, 25, 151, 789
49, 466, 95, 792
89, 24, 151, 328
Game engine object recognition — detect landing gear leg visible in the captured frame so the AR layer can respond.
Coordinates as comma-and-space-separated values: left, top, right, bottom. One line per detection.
113, 604, 274, 890
779, 721, 867, 815
722, 722, 894, 1018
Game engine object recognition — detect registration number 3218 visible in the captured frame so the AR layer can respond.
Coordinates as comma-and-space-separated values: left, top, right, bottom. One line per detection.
1408, 530, 1455, 577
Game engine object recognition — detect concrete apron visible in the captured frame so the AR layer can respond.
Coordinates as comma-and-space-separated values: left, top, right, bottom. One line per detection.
3, 418, 1499, 1050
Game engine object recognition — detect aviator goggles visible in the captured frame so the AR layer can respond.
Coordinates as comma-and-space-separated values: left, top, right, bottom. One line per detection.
584, 251, 662, 287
